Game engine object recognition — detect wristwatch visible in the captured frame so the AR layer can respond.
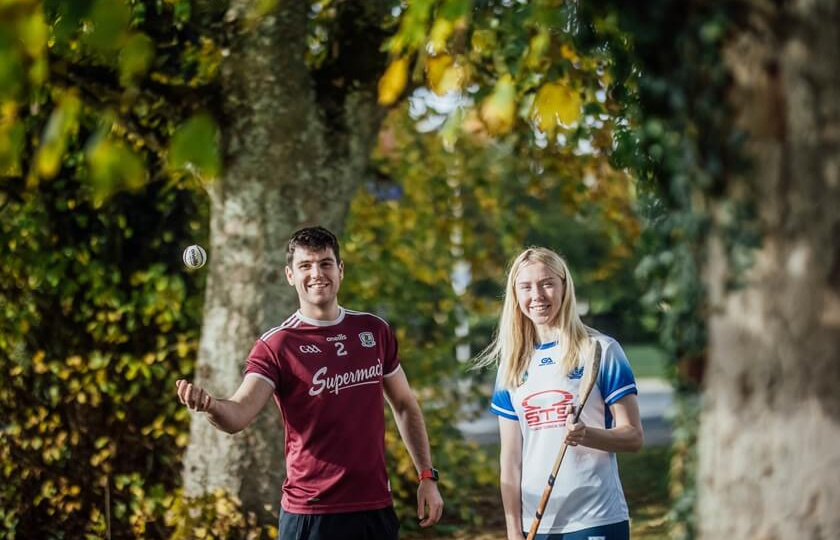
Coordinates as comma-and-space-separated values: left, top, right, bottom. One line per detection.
418, 468, 439, 482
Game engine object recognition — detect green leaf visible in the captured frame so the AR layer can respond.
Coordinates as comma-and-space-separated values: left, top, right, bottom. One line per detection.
86, 0, 131, 52
0, 51, 25, 100
119, 33, 155, 87
168, 114, 221, 178
86, 138, 147, 205
0, 114, 25, 175
35, 94, 82, 179
17, 12, 49, 57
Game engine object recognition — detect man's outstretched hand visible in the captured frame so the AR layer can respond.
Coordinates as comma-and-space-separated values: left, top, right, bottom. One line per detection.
176, 379, 214, 412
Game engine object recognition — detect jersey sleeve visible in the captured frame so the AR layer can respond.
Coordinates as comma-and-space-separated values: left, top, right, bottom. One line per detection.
597, 338, 637, 405
489, 369, 518, 420
244, 339, 281, 390
382, 322, 401, 377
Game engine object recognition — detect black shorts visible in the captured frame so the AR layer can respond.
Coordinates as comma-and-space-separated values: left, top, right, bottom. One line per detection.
278, 506, 400, 540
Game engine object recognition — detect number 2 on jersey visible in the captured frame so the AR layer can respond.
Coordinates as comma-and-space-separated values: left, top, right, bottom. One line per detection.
334, 342, 347, 356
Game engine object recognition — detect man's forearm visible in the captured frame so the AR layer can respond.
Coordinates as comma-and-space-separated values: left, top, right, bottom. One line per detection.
205, 399, 251, 434
391, 401, 433, 471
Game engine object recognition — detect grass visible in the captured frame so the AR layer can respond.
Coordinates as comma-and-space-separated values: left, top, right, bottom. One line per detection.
619, 446, 671, 539
411, 445, 672, 539
623, 343, 670, 379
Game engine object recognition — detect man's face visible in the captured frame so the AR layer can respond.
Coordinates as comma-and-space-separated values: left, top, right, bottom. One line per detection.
285, 246, 344, 310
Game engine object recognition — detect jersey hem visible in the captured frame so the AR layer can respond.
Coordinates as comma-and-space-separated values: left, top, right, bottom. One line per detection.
281, 496, 393, 515
524, 514, 630, 534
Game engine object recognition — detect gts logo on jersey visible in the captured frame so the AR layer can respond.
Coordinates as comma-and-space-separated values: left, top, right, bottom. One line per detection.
538, 357, 555, 366
522, 389, 574, 429
299, 344, 323, 354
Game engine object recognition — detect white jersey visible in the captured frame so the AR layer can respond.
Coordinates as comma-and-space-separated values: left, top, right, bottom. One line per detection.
490, 333, 637, 534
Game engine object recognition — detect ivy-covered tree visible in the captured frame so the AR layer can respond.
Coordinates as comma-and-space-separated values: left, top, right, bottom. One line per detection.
2, 0, 394, 536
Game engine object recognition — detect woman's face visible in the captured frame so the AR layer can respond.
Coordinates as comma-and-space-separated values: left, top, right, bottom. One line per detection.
514, 260, 565, 331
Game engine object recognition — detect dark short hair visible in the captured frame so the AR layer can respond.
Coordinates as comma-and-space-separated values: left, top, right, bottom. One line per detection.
286, 226, 341, 265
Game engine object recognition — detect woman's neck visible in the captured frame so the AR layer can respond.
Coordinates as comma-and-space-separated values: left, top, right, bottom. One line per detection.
535, 324, 558, 345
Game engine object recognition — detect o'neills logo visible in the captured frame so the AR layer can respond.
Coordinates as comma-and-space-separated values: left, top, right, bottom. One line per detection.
309, 359, 383, 396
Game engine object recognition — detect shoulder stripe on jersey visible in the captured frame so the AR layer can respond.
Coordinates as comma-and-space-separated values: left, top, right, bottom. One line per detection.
605, 383, 637, 404
244, 372, 276, 390
260, 314, 300, 341
384, 364, 402, 378
344, 308, 390, 327
490, 403, 518, 420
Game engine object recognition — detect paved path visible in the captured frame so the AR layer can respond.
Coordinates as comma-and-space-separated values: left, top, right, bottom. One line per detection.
457, 378, 674, 447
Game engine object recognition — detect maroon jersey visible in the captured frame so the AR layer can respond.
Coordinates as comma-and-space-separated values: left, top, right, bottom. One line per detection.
244, 307, 401, 514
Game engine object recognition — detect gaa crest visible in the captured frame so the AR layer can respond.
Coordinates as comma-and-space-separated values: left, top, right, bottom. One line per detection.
359, 331, 376, 348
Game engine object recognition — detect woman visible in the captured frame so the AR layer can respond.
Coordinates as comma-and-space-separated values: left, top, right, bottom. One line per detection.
478, 247, 644, 540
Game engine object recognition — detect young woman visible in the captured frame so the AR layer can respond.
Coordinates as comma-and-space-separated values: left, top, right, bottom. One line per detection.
479, 247, 644, 540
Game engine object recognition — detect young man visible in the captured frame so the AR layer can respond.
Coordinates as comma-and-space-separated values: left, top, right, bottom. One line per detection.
176, 226, 444, 540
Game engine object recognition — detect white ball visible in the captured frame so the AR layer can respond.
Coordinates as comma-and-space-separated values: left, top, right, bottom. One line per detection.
183, 245, 207, 269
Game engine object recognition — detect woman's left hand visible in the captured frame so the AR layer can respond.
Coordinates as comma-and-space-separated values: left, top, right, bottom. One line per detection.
564, 404, 587, 446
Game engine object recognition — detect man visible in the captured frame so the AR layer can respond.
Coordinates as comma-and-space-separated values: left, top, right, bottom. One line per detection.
176, 226, 444, 540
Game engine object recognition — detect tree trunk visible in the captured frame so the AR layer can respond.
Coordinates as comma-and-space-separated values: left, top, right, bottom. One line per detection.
181, 0, 386, 523
699, 1, 840, 538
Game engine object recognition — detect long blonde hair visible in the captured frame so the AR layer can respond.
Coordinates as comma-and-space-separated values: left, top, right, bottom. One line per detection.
476, 247, 593, 389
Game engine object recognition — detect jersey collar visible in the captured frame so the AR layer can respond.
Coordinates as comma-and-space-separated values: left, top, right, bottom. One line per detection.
296, 306, 346, 327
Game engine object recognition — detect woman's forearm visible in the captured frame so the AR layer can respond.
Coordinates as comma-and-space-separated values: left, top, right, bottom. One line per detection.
580, 424, 644, 453
500, 465, 524, 539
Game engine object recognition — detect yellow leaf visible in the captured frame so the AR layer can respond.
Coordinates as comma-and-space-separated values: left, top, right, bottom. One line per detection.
480, 74, 516, 135
561, 44, 579, 63
428, 18, 453, 55
378, 57, 409, 105
526, 31, 550, 68
531, 81, 582, 133
471, 29, 496, 55
426, 55, 468, 96
426, 55, 453, 92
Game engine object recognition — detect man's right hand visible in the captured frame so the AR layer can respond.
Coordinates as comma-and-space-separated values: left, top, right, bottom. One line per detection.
176, 379, 214, 412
